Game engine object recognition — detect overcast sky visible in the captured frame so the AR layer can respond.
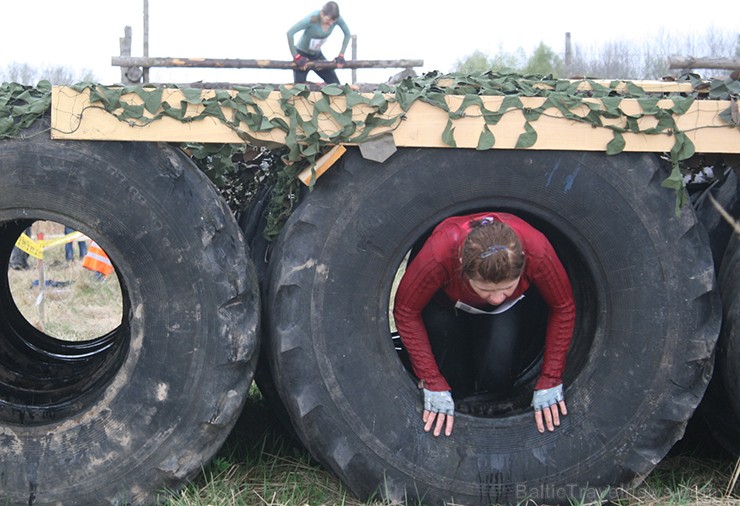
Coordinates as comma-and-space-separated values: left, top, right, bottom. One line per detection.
2, 0, 738, 85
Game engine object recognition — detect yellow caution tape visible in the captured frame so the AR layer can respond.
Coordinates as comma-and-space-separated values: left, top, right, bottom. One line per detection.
14, 232, 87, 260
14, 234, 43, 259
41, 232, 84, 250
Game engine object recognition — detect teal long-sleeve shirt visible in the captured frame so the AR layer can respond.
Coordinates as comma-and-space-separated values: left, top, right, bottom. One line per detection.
287, 11, 351, 58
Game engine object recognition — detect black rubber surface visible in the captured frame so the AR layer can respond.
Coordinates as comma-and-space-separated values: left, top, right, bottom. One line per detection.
707, 233, 740, 455
264, 147, 720, 505
237, 183, 296, 434
0, 117, 260, 504
720, 233, 740, 423
688, 168, 739, 456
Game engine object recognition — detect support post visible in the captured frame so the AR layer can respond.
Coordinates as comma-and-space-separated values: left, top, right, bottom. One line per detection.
119, 26, 132, 84
119, 27, 143, 84
351, 35, 357, 85
143, 0, 150, 83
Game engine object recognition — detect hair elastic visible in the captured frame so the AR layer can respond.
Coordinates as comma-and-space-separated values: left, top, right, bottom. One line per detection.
480, 245, 507, 259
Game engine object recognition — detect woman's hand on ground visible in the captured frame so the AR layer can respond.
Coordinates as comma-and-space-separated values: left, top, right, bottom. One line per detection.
532, 384, 567, 433
422, 388, 454, 436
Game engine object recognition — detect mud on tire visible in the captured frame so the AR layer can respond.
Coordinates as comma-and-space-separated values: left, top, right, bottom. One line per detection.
0, 118, 260, 504
264, 147, 720, 505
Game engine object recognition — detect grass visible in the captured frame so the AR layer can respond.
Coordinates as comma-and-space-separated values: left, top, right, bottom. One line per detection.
620, 453, 740, 506
8, 224, 122, 341
7, 221, 740, 506
162, 388, 740, 506
164, 386, 364, 506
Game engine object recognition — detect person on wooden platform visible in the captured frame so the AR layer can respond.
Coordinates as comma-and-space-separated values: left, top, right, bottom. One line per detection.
287, 1, 351, 84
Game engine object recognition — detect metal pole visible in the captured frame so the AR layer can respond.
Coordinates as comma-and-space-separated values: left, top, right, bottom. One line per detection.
36, 232, 45, 331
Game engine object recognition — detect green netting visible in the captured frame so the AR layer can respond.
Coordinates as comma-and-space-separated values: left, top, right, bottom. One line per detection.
3, 72, 739, 236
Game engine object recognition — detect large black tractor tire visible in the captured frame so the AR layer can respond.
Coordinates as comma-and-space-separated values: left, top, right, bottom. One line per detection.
264, 147, 720, 505
719, 233, 740, 423
708, 233, 740, 455
687, 168, 740, 455
237, 184, 296, 435
0, 118, 260, 504
693, 166, 740, 272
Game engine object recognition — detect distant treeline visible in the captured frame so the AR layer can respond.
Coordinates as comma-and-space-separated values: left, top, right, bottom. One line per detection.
0, 62, 95, 85
2, 27, 738, 85
453, 27, 740, 79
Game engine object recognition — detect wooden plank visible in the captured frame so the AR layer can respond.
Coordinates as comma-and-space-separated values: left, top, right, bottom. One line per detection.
298, 145, 347, 185
52, 86, 249, 144
51, 86, 740, 154
392, 95, 740, 154
574, 79, 696, 93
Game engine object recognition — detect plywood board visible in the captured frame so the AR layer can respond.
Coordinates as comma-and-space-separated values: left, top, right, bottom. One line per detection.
51, 86, 740, 154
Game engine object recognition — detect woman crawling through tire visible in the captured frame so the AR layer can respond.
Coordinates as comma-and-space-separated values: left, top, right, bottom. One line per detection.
393, 212, 575, 436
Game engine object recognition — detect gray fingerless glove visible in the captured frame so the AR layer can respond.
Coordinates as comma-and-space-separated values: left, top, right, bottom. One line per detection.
423, 388, 454, 416
532, 384, 564, 410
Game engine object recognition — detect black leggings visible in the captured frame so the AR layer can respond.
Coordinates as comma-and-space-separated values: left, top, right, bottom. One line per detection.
292, 51, 339, 84
422, 290, 547, 398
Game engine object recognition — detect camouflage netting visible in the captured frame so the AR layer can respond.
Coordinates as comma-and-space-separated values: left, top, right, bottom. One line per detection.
2, 73, 738, 238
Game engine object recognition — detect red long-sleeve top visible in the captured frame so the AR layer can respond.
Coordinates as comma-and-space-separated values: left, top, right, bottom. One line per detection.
393, 213, 575, 392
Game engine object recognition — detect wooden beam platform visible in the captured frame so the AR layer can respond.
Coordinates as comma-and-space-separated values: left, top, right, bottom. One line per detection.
50, 85, 740, 154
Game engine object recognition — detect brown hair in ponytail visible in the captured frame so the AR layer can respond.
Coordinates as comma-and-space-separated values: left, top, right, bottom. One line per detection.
461, 217, 525, 283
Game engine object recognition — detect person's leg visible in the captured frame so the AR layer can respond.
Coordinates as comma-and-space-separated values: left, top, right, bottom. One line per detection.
422, 301, 476, 398
64, 226, 73, 261
313, 52, 339, 84
293, 68, 309, 83
78, 239, 87, 258
470, 312, 518, 393
315, 67, 340, 84
294, 51, 323, 83
470, 289, 548, 393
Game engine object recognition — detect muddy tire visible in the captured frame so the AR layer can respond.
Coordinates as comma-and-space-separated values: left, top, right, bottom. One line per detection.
237, 184, 295, 433
689, 169, 740, 455
264, 147, 720, 505
694, 167, 740, 269
0, 118, 260, 504
709, 233, 740, 454
719, 234, 740, 418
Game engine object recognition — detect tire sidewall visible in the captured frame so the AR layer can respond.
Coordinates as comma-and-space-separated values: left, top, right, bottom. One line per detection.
0, 129, 258, 503
719, 233, 740, 416
267, 147, 718, 504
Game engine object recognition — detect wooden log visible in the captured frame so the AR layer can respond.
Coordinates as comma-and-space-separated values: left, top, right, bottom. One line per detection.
111, 56, 423, 70
119, 26, 142, 84
669, 57, 740, 70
